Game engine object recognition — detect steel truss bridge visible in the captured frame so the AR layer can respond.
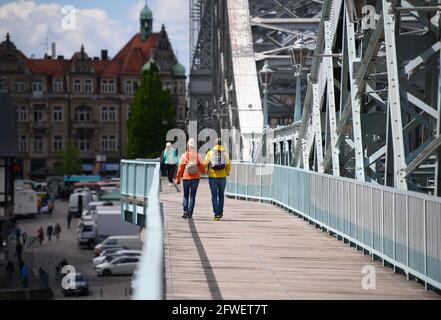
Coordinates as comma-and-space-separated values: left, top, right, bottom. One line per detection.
121, 0, 441, 300
189, 0, 441, 197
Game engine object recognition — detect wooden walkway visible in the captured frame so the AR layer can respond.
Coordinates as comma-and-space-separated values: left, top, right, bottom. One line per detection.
161, 178, 440, 300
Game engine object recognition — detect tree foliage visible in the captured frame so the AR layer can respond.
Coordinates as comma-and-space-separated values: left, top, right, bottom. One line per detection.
54, 141, 81, 177
127, 62, 176, 159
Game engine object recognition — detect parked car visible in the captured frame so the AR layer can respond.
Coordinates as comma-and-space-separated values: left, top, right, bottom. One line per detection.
98, 247, 129, 257
96, 256, 140, 276
79, 201, 114, 223
61, 272, 89, 297
94, 235, 142, 256
92, 249, 142, 266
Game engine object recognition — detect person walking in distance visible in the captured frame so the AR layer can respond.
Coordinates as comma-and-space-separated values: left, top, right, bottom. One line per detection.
21, 231, 28, 247
46, 223, 54, 242
5, 260, 14, 280
54, 223, 62, 240
37, 227, 44, 245
175, 138, 206, 219
67, 212, 73, 229
163, 142, 178, 186
205, 139, 231, 221
20, 263, 29, 289
15, 241, 23, 263
15, 226, 21, 242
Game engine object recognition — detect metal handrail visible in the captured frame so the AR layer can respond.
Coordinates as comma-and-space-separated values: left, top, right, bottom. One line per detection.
226, 161, 441, 291
120, 160, 162, 300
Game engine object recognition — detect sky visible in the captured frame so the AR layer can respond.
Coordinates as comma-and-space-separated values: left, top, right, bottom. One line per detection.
0, 0, 190, 74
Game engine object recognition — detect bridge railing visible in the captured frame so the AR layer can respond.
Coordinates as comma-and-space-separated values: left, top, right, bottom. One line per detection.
226, 162, 441, 291
120, 159, 162, 300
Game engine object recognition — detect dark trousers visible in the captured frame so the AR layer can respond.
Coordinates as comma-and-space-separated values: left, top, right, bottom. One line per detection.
183, 179, 200, 216
166, 164, 176, 184
209, 178, 227, 216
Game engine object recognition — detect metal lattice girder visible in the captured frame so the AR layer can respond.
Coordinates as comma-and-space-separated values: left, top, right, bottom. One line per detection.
275, 0, 441, 196
250, 0, 322, 122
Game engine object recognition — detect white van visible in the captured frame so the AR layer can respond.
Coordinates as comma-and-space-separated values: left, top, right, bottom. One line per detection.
14, 188, 38, 218
94, 236, 142, 256
69, 191, 93, 217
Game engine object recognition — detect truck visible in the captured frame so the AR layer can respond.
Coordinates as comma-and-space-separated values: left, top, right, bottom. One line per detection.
77, 207, 139, 248
14, 187, 39, 218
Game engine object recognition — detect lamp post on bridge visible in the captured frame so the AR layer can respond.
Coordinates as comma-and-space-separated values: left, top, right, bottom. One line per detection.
258, 60, 274, 129
290, 38, 309, 123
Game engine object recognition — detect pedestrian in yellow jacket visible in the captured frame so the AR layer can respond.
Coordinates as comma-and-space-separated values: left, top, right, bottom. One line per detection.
204, 139, 231, 221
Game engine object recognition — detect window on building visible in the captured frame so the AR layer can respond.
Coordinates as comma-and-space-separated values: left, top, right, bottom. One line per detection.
0, 78, 6, 92
101, 79, 116, 94
19, 135, 27, 152
53, 106, 64, 122
32, 81, 43, 94
101, 106, 116, 122
174, 82, 178, 94
73, 79, 82, 93
125, 80, 133, 94
75, 135, 91, 151
33, 135, 44, 153
75, 105, 91, 122
53, 135, 63, 151
16, 106, 28, 122
134, 80, 140, 90
53, 79, 63, 93
14, 80, 25, 93
84, 80, 93, 93
101, 135, 117, 151
33, 105, 44, 122
108, 79, 116, 93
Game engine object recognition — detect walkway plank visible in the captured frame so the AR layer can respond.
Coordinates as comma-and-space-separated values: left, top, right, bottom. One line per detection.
162, 178, 440, 300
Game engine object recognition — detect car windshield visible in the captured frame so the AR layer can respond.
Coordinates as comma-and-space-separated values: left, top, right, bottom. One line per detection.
105, 239, 117, 246
81, 225, 93, 232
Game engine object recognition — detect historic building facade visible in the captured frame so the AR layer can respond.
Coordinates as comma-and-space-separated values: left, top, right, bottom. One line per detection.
0, 4, 187, 179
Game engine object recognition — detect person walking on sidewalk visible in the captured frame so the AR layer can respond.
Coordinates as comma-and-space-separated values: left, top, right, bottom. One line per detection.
46, 223, 54, 242
21, 232, 27, 247
15, 241, 23, 262
5, 260, 14, 280
175, 138, 206, 219
67, 212, 73, 229
54, 223, 62, 240
37, 227, 44, 245
205, 139, 231, 221
15, 226, 21, 242
20, 263, 29, 288
163, 142, 178, 186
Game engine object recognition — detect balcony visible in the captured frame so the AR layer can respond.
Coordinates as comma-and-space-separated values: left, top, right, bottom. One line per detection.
73, 120, 98, 130
30, 121, 50, 132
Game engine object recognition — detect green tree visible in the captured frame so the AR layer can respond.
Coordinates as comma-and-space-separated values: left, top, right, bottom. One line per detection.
54, 141, 81, 177
127, 62, 176, 159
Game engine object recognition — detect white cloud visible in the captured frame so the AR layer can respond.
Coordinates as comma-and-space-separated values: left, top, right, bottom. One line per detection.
0, 0, 131, 59
0, 0, 189, 73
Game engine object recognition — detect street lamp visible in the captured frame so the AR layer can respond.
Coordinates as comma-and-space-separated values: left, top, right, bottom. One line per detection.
290, 38, 309, 122
258, 60, 274, 128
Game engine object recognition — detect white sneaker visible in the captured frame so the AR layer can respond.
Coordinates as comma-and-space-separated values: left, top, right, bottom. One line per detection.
168, 183, 173, 186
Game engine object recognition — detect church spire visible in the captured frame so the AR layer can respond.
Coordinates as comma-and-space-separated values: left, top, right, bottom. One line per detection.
140, 0, 153, 41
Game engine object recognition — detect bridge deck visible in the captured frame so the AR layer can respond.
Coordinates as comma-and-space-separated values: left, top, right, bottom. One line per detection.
161, 178, 439, 300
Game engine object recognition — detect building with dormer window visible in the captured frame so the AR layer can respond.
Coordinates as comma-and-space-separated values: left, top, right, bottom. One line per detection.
0, 4, 187, 179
